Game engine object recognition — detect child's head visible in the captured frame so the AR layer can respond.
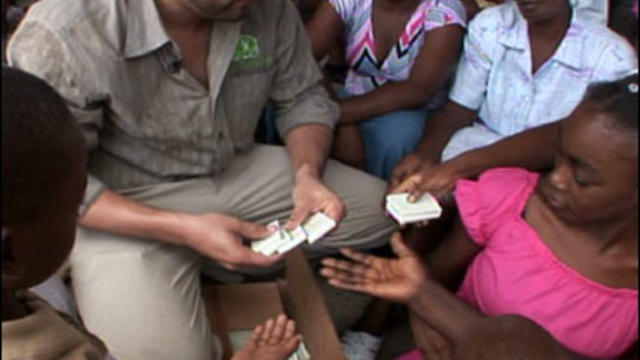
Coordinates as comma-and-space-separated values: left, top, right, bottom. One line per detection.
539, 74, 638, 225
2, 67, 87, 291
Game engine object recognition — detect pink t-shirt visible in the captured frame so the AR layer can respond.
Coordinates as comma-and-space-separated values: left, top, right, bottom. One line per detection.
454, 168, 638, 359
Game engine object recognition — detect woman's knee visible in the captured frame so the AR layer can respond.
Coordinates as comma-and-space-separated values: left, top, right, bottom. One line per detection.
362, 110, 427, 154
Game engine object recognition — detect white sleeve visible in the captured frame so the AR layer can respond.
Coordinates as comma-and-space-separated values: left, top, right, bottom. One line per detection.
591, 39, 638, 83
448, 11, 497, 110
328, 0, 357, 24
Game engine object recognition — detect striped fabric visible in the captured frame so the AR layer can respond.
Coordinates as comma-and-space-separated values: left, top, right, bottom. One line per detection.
329, 0, 466, 96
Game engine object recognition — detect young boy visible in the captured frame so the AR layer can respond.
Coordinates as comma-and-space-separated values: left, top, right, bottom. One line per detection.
2, 66, 107, 359
2, 66, 302, 360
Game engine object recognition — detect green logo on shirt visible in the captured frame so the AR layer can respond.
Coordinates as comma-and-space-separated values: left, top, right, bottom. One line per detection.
230, 34, 272, 72
234, 35, 260, 61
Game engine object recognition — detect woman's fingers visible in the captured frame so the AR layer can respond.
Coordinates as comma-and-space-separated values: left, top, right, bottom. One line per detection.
340, 247, 377, 266
321, 257, 378, 279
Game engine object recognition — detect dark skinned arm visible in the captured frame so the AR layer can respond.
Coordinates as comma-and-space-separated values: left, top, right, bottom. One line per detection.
453, 315, 602, 360
425, 213, 481, 289
305, 0, 344, 61
389, 113, 559, 199
444, 120, 560, 181
413, 101, 478, 163
407, 276, 485, 346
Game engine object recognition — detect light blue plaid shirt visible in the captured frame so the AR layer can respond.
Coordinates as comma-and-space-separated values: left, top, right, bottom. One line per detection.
442, 1, 637, 160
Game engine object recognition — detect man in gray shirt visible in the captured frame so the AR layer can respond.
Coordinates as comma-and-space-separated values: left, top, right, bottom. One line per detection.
7, 0, 394, 359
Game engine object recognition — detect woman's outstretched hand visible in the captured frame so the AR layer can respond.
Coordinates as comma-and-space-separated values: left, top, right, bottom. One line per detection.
320, 232, 427, 303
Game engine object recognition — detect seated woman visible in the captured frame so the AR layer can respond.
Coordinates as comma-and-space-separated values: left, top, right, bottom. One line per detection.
321, 75, 639, 359
305, 0, 466, 180
388, 0, 637, 194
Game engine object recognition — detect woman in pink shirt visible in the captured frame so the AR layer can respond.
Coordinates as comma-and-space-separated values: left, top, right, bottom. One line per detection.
320, 74, 639, 359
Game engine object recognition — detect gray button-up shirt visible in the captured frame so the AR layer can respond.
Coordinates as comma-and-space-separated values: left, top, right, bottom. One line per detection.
8, 0, 338, 213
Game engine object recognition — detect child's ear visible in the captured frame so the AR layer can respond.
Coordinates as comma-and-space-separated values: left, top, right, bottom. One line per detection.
2, 226, 25, 288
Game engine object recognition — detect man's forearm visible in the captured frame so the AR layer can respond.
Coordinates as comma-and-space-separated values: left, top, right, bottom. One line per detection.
415, 102, 477, 163
449, 121, 560, 179
79, 190, 188, 246
408, 278, 484, 343
284, 123, 333, 179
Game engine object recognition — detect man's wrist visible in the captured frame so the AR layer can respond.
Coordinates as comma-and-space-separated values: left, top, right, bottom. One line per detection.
155, 211, 194, 247
295, 163, 322, 182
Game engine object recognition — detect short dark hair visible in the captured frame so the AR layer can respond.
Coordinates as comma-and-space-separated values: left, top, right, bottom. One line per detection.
610, 1, 638, 52
583, 73, 639, 133
2, 66, 86, 225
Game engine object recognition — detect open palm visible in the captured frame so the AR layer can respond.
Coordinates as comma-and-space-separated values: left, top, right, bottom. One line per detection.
320, 232, 427, 303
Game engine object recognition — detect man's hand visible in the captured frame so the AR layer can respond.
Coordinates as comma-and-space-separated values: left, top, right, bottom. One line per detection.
180, 213, 283, 270
286, 167, 346, 229
320, 232, 427, 303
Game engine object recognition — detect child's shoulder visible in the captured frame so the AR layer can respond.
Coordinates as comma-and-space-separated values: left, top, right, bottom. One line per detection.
2, 292, 107, 360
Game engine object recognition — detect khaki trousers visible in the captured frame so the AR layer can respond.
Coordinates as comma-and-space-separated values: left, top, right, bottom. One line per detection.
70, 145, 395, 360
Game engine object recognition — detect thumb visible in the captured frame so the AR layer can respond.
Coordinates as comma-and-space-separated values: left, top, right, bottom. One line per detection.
390, 232, 415, 258
396, 172, 423, 196
408, 187, 426, 203
390, 167, 409, 189
237, 220, 272, 241
285, 205, 311, 230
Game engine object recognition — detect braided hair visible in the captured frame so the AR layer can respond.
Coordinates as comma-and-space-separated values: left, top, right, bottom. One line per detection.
582, 73, 639, 134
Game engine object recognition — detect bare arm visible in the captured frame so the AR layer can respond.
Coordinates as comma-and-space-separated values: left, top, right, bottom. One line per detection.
273, 0, 346, 228
409, 312, 455, 360
79, 191, 185, 245
453, 315, 603, 360
426, 214, 481, 289
79, 191, 281, 269
284, 123, 333, 179
414, 101, 477, 163
407, 277, 485, 343
389, 107, 559, 199
407, 215, 481, 360
305, 0, 344, 61
282, 124, 346, 228
445, 121, 560, 180
339, 25, 465, 125
410, 295, 625, 360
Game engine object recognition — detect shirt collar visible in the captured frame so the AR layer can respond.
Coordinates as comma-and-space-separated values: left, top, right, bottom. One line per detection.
550, 10, 584, 70
124, 0, 172, 59
498, 3, 528, 50
499, 3, 584, 70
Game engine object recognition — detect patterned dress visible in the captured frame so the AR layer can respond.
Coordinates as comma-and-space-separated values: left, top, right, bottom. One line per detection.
328, 0, 467, 96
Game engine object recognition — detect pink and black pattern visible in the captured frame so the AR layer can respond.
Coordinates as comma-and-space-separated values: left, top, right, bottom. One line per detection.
329, 0, 466, 95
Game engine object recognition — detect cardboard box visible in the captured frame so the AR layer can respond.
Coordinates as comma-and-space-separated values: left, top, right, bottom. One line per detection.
203, 248, 347, 360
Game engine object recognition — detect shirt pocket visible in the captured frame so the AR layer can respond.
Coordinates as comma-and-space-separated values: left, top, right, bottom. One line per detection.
227, 54, 276, 77
221, 70, 274, 148
540, 67, 590, 123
